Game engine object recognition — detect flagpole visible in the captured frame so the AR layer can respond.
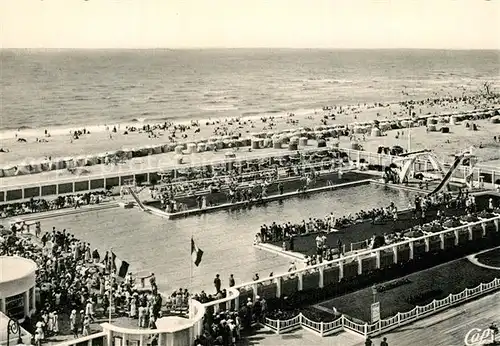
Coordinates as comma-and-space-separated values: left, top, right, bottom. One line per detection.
108, 247, 113, 324
189, 235, 193, 319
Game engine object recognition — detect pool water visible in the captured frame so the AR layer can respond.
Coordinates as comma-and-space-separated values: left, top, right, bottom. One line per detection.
37, 183, 416, 293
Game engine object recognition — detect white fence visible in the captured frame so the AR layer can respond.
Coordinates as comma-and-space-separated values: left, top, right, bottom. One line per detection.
262, 277, 500, 338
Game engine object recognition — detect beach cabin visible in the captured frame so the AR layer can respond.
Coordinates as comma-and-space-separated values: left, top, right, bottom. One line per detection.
15, 164, 32, 176
197, 143, 207, 152
371, 128, 382, 137
272, 137, 282, 149
63, 157, 75, 169
122, 148, 134, 159
30, 160, 43, 174
186, 143, 197, 154
74, 156, 86, 167
85, 155, 99, 166
152, 145, 162, 155
1, 166, 16, 177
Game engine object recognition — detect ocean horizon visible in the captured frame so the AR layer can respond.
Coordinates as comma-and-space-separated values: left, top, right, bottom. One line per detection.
1, 48, 499, 136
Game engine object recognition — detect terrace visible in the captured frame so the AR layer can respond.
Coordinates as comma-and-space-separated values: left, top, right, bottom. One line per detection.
265, 192, 500, 257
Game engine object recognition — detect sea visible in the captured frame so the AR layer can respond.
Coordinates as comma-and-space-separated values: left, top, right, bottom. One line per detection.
1, 49, 499, 138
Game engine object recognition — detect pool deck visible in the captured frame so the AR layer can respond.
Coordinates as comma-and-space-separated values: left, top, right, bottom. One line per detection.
267, 193, 500, 256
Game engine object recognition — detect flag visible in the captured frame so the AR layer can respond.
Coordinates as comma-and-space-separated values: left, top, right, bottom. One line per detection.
111, 251, 130, 278
191, 238, 203, 267
102, 251, 112, 273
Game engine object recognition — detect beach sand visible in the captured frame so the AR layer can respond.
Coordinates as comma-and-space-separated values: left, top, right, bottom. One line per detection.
1, 117, 498, 189
337, 118, 500, 166
1, 98, 496, 164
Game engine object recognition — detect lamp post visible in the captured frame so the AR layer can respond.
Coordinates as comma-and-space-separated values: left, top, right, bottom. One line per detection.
7, 317, 23, 346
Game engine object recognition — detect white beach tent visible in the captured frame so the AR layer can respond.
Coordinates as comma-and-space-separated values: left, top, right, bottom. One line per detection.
51, 157, 66, 170
74, 156, 86, 167
186, 143, 197, 154
490, 116, 500, 124
15, 164, 32, 175
40, 159, 51, 172
371, 128, 382, 137
197, 143, 207, 152
122, 148, 134, 159
152, 145, 162, 155
85, 155, 99, 166
263, 138, 272, 148
251, 138, 261, 149
96, 153, 108, 164
63, 157, 75, 169
174, 145, 184, 155
30, 160, 43, 173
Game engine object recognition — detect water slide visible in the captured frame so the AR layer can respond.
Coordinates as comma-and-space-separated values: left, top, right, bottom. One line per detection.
427, 154, 465, 196
125, 186, 148, 211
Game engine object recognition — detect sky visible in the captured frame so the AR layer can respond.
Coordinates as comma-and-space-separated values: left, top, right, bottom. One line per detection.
1, 0, 499, 49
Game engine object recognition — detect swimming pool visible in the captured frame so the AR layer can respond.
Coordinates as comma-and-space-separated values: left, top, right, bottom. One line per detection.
35, 183, 416, 293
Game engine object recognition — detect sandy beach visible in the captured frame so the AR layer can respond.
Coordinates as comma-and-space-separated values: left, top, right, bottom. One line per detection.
1, 95, 497, 165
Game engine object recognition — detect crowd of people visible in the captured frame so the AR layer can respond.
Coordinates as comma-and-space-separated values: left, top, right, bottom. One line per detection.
0, 190, 497, 346
0, 221, 177, 344
0, 191, 111, 218
1, 216, 260, 346
256, 201, 401, 244
255, 189, 498, 270
193, 296, 267, 346
152, 156, 339, 213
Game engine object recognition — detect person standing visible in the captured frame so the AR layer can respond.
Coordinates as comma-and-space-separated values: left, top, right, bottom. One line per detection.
337, 239, 343, 256
82, 315, 91, 336
70, 310, 78, 338
85, 299, 95, 322
53, 311, 59, 335
380, 337, 389, 346
228, 274, 235, 288
214, 274, 222, 293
